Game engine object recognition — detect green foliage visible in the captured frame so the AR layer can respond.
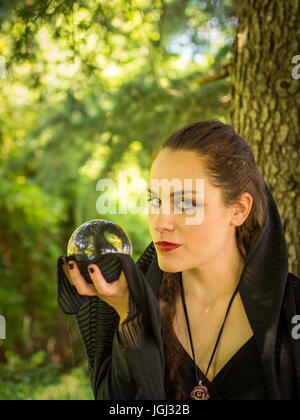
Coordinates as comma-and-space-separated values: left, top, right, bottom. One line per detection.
0, 0, 237, 392
0, 350, 93, 400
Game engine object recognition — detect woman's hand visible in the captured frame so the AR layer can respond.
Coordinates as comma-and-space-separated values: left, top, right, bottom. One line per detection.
60, 257, 131, 323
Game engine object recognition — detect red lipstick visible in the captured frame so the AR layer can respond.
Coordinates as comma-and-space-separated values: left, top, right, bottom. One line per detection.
155, 241, 181, 252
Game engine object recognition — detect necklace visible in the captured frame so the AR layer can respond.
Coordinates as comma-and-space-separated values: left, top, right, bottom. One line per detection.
179, 276, 240, 400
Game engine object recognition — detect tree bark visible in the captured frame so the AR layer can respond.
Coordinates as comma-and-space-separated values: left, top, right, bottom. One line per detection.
229, 0, 300, 276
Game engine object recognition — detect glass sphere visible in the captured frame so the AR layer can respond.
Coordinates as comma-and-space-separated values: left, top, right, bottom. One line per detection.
66, 219, 133, 283
67, 219, 133, 261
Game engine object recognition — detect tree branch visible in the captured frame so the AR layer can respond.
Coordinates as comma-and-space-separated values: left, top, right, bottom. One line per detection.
193, 66, 230, 84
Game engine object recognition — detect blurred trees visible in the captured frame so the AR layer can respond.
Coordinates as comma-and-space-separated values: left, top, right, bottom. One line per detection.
0, 0, 237, 365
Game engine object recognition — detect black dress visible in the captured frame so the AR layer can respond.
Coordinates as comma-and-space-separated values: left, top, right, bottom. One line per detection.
165, 335, 268, 400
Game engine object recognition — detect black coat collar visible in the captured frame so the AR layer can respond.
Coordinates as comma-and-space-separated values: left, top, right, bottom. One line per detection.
143, 183, 293, 399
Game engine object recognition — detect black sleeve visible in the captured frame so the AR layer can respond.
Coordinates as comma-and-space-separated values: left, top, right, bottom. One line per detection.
290, 272, 300, 310
56, 244, 165, 400
57, 257, 145, 399
117, 293, 145, 349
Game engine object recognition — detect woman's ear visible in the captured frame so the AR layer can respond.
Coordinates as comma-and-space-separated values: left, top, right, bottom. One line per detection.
230, 192, 253, 227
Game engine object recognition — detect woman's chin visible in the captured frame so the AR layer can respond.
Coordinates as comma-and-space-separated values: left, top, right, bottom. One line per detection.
157, 259, 181, 273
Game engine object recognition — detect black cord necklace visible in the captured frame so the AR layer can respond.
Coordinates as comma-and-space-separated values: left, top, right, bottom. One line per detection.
179, 275, 240, 400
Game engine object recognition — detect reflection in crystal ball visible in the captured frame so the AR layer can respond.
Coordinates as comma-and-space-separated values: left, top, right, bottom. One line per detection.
67, 219, 133, 262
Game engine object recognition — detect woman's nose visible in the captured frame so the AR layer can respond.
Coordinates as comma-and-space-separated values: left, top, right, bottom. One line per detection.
153, 211, 175, 232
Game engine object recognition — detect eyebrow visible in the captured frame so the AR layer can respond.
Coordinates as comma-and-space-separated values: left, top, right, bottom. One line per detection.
147, 188, 197, 196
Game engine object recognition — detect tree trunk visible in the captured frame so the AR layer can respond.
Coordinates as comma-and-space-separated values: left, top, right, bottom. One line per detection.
229, 0, 300, 276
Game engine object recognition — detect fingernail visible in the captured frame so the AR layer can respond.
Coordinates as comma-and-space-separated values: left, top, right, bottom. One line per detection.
89, 267, 94, 273
69, 263, 74, 270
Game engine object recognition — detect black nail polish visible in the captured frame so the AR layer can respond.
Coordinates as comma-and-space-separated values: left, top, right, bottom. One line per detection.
89, 267, 94, 273
69, 263, 74, 270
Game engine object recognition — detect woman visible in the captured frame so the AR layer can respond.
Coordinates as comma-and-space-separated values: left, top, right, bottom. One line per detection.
57, 120, 300, 400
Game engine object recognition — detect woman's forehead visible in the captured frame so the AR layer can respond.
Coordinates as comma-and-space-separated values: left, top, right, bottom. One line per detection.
150, 149, 208, 180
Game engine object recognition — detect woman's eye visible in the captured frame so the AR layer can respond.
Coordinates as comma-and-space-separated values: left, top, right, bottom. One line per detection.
148, 197, 199, 213
147, 197, 161, 207
175, 199, 198, 212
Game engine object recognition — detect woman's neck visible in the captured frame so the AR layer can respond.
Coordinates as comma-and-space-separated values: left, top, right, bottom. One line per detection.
181, 244, 245, 308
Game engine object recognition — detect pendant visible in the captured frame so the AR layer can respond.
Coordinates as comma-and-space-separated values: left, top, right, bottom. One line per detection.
190, 380, 210, 400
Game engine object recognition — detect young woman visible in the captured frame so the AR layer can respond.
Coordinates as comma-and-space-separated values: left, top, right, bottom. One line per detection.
57, 120, 300, 400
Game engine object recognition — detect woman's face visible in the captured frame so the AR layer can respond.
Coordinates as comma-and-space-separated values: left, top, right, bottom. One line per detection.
147, 149, 238, 273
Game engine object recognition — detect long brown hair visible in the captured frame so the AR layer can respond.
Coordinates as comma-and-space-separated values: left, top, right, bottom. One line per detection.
149, 120, 268, 399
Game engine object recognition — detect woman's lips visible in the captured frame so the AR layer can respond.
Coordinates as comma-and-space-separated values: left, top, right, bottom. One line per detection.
156, 243, 181, 252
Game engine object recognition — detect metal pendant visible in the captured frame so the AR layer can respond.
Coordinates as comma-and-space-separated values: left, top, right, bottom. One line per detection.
190, 380, 210, 400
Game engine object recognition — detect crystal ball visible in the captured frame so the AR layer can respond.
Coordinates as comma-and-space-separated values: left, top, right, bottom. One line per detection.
67, 219, 133, 284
